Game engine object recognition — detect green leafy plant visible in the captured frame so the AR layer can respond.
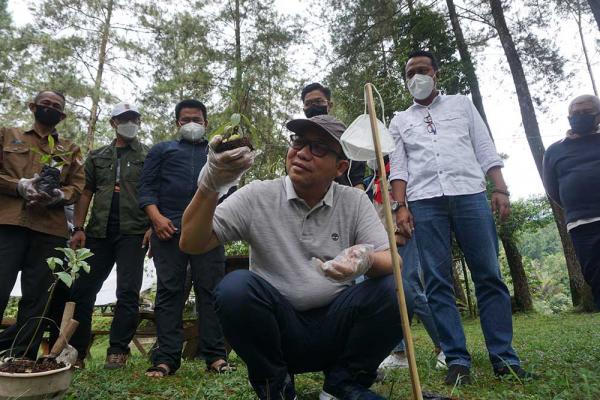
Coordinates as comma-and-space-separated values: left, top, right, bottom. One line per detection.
18, 247, 92, 358
210, 113, 256, 153
30, 135, 72, 169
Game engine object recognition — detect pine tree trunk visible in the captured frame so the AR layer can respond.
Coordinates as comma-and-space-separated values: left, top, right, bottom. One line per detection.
233, 0, 242, 110
86, 0, 113, 153
588, 0, 600, 31
549, 201, 597, 311
575, 2, 598, 95
446, 0, 490, 131
449, 0, 534, 311
489, 0, 596, 311
452, 260, 468, 308
500, 232, 534, 311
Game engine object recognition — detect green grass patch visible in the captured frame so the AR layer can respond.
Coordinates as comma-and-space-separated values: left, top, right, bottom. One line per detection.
67, 313, 600, 399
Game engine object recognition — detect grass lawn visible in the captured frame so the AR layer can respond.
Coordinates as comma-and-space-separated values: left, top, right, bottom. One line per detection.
67, 312, 600, 399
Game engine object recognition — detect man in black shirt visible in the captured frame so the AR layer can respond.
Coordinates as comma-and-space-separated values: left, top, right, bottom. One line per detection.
69, 102, 150, 368
543, 94, 600, 310
301, 82, 366, 189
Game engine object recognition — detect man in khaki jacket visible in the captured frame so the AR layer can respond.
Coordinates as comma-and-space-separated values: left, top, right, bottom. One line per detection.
0, 90, 84, 358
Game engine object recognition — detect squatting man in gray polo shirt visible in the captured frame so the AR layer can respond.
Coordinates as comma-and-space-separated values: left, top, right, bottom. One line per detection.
180, 115, 406, 400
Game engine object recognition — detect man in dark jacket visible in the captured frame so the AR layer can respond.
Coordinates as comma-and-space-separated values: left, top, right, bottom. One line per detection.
543, 94, 600, 310
139, 99, 231, 377
69, 102, 150, 369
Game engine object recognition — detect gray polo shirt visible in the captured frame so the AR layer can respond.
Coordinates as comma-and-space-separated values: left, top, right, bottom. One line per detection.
213, 176, 389, 311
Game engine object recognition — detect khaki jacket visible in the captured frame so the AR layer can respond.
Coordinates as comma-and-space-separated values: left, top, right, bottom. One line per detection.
0, 127, 84, 238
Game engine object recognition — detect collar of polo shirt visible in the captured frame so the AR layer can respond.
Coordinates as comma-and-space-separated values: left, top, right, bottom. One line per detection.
285, 175, 334, 207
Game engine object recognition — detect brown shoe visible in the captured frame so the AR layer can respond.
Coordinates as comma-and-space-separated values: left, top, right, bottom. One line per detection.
104, 353, 128, 369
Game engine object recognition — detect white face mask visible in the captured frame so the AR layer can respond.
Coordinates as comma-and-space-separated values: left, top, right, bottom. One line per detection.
117, 122, 139, 140
179, 122, 206, 142
407, 74, 435, 100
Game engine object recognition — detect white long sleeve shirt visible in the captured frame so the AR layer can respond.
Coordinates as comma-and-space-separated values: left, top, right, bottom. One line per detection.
389, 94, 503, 201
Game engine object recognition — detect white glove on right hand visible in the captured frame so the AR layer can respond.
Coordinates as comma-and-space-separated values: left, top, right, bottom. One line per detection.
197, 135, 255, 195
17, 174, 40, 201
312, 244, 375, 282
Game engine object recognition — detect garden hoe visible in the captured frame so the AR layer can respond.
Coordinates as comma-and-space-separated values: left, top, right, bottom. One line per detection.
37, 302, 79, 366
364, 83, 454, 400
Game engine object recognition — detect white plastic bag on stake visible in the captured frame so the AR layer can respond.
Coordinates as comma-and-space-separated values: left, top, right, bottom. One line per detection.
340, 86, 396, 161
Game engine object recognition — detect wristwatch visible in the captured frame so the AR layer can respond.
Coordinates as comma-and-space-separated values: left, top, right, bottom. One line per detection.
391, 201, 406, 212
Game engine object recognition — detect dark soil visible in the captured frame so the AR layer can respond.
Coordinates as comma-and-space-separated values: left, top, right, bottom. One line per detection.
0, 358, 66, 373
215, 137, 254, 153
36, 165, 61, 195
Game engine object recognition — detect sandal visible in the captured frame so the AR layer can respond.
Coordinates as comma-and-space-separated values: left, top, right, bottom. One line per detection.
207, 360, 237, 374
145, 364, 172, 378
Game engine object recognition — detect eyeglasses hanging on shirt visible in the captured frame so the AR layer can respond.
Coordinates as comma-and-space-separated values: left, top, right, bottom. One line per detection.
424, 111, 437, 135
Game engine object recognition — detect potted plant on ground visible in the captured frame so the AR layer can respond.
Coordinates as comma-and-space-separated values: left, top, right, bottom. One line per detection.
0, 247, 92, 400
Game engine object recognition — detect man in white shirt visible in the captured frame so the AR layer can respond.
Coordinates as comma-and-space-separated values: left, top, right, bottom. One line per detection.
389, 50, 533, 385
180, 115, 402, 400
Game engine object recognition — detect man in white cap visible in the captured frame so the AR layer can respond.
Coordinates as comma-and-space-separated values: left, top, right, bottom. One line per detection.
180, 114, 403, 400
69, 102, 151, 369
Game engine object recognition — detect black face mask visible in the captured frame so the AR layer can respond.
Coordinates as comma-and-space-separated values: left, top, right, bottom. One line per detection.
304, 104, 328, 118
34, 105, 64, 127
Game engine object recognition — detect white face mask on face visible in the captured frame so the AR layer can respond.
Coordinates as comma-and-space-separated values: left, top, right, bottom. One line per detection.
179, 122, 206, 142
117, 122, 139, 140
407, 74, 435, 100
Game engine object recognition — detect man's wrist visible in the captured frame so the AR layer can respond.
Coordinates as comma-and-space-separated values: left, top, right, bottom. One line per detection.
492, 187, 510, 197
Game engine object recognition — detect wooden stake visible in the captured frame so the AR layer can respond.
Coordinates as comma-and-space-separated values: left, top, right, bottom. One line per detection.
365, 83, 423, 400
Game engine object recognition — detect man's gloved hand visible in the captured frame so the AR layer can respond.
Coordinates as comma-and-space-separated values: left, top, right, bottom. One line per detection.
197, 135, 255, 195
312, 244, 375, 282
29, 188, 64, 207
17, 174, 41, 201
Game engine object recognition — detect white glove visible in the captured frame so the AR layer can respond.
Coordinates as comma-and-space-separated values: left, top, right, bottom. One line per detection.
17, 174, 41, 200
46, 188, 65, 206
312, 244, 375, 282
197, 135, 255, 195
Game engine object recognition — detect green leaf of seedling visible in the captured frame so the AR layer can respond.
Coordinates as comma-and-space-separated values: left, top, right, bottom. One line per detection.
230, 113, 241, 126
56, 271, 73, 287
47, 257, 58, 271
75, 248, 93, 261
81, 261, 91, 274
47, 135, 55, 151
210, 123, 231, 139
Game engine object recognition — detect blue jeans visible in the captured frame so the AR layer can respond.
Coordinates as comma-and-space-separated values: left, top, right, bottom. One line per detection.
393, 237, 440, 353
409, 192, 520, 369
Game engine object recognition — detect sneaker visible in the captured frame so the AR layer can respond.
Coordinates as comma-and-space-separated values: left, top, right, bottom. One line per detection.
104, 353, 128, 369
250, 374, 297, 400
494, 365, 538, 381
321, 382, 384, 400
378, 352, 409, 370
444, 364, 471, 386
435, 351, 447, 370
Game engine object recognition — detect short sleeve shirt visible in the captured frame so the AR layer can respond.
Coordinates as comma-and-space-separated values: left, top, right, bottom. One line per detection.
213, 176, 389, 311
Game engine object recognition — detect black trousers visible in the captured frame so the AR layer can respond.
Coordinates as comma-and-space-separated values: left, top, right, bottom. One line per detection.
214, 270, 405, 388
69, 233, 146, 358
150, 233, 227, 372
0, 225, 67, 359
570, 221, 600, 310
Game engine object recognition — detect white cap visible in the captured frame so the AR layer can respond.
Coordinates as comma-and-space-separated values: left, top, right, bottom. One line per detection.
111, 102, 140, 118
